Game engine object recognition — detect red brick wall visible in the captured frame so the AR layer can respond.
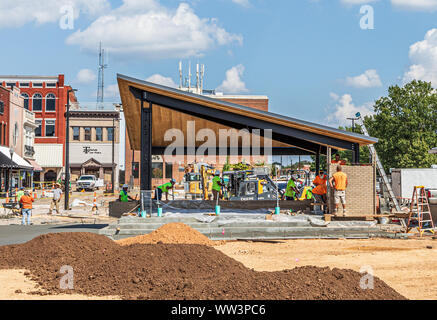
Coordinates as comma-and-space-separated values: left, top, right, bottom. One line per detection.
0, 86, 9, 147
1, 75, 75, 165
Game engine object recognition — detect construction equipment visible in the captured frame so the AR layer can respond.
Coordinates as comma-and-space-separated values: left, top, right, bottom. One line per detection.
183, 163, 214, 200
222, 167, 282, 201
355, 113, 405, 227
406, 186, 435, 236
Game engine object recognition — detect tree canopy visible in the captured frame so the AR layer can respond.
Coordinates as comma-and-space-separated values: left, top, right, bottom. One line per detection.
363, 80, 437, 171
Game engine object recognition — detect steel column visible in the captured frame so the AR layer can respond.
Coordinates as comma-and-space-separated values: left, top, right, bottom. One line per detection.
140, 98, 152, 191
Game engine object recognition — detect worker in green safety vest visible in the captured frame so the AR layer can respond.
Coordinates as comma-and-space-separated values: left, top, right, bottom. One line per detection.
285, 175, 299, 201
212, 171, 224, 201
119, 184, 135, 202
155, 179, 176, 201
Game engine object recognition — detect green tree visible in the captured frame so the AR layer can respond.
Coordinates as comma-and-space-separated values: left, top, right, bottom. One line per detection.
364, 80, 437, 171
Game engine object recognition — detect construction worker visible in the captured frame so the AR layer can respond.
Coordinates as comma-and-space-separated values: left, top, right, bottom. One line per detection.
285, 175, 299, 201
329, 165, 348, 216
16, 187, 25, 203
155, 179, 176, 201
212, 170, 224, 201
331, 153, 346, 165
19, 191, 34, 226
119, 184, 135, 202
312, 171, 328, 212
49, 183, 63, 215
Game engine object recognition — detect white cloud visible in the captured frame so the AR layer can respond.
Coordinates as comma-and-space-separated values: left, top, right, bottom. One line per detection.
327, 94, 374, 126
345, 69, 382, 88
340, 0, 379, 4
0, 0, 110, 28
105, 84, 120, 99
75, 68, 96, 84
66, 0, 242, 59
216, 64, 249, 94
403, 29, 437, 86
146, 74, 178, 88
232, 0, 251, 7
391, 0, 437, 11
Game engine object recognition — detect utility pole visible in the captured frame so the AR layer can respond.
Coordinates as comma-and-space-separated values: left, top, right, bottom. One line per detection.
64, 88, 77, 210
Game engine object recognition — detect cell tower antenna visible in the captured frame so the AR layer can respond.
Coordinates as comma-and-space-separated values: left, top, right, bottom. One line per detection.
188, 61, 191, 90
196, 63, 199, 93
179, 61, 183, 89
97, 42, 108, 110
201, 64, 205, 93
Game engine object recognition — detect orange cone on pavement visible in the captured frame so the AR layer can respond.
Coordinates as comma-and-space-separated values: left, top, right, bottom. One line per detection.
92, 191, 98, 213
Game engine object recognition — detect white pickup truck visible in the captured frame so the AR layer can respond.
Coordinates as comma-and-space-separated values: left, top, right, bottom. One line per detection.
76, 175, 99, 192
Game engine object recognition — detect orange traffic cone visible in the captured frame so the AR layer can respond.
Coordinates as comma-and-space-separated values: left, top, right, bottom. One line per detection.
33, 191, 37, 199
92, 191, 98, 213
5, 193, 9, 204
42, 184, 45, 198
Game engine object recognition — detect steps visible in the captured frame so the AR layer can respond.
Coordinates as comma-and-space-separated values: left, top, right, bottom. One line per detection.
99, 214, 387, 241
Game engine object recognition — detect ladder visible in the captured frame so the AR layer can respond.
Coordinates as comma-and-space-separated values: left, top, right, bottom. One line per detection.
356, 116, 406, 228
406, 186, 435, 236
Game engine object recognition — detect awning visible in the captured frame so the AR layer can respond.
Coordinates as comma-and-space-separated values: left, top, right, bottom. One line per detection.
0, 146, 33, 170
26, 159, 43, 172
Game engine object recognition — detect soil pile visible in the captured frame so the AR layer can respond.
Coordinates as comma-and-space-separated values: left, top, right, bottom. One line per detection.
0, 232, 406, 300
116, 223, 216, 246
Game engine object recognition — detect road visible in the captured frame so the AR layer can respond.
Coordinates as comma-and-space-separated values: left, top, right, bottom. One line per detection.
0, 224, 108, 246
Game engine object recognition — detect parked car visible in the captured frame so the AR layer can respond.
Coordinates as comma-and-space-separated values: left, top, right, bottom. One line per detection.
76, 175, 98, 192
426, 188, 437, 205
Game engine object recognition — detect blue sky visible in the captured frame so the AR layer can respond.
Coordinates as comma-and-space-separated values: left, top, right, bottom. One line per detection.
0, 0, 436, 128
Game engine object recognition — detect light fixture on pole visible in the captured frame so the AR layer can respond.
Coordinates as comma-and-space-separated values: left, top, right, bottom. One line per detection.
9, 146, 13, 197
64, 88, 77, 211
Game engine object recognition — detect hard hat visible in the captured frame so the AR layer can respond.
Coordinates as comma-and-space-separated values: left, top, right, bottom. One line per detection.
122, 184, 129, 189
215, 170, 220, 175
170, 179, 176, 183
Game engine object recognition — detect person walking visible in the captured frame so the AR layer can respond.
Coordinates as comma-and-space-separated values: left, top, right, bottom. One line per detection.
49, 183, 63, 215
19, 191, 34, 225
329, 165, 348, 216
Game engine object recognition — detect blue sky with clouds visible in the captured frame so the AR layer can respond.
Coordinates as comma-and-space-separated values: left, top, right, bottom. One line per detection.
0, 0, 436, 128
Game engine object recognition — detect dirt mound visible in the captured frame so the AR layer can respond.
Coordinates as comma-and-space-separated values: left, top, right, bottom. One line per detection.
116, 223, 217, 246
0, 232, 406, 300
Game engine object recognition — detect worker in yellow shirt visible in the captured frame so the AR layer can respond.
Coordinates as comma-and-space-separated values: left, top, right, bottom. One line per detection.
329, 165, 348, 216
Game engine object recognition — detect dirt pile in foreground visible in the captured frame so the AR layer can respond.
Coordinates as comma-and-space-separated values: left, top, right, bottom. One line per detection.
116, 223, 217, 246
0, 233, 406, 300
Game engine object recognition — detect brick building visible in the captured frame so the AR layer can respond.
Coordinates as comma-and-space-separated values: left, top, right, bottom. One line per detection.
124, 93, 270, 188
0, 75, 77, 182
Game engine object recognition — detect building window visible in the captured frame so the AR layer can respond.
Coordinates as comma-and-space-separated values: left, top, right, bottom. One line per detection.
84, 127, 91, 141
152, 163, 163, 179
46, 83, 56, 88
35, 120, 42, 137
32, 82, 43, 88
132, 162, 139, 179
6, 82, 15, 88
96, 127, 103, 141
32, 93, 42, 111
19, 83, 29, 88
3, 124, 6, 145
45, 120, 55, 137
45, 93, 56, 111
0, 101, 3, 115
165, 163, 173, 179
107, 127, 114, 142
73, 127, 80, 141
21, 93, 29, 109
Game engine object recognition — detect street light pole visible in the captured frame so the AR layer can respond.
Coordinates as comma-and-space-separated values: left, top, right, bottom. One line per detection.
9, 147, 13, 198
64, 88, 77, 211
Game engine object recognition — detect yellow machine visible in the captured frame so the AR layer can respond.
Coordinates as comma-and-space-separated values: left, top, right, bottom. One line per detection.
184, 163, 214, 200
